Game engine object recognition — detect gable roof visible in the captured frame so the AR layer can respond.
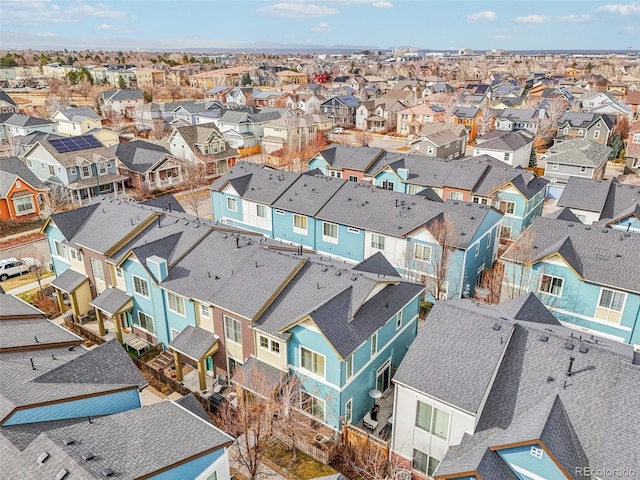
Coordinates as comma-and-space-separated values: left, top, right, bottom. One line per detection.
55, 107, 102, 122
546, 138, 612, 168
558, 177, 640, 221
111, 139, 173, 173
475, 130, 533, 152
314, 144, 384, 171
0, 156, 48, 197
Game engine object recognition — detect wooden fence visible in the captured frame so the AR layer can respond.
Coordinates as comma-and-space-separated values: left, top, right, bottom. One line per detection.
238, 145, 261, 158
342, 423, 390, 456
273, 430, 337, 465
63, 318, 106, 345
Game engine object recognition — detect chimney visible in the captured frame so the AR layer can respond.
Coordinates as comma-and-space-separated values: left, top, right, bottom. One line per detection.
397, 168, 409, 181
146, 255, 168, 282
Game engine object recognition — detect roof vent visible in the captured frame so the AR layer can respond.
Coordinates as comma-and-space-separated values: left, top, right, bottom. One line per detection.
82, 453, 95, 461
539, 334, 548, 342
564, 342, 574, 350
579, 345, 589, 354
62, 438, 75, 446
601, 229, 608, 233
37, 452, 50, 464
101, 469, 115, 477
492, 324, 501, 331
55, 470, 69, 480
335, 271, 342, 276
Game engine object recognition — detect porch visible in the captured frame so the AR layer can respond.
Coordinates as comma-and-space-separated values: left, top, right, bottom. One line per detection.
168, 325, 220, 393
67, 173, 129, 205
366, 115, 387, 133
147, 165, 183, 189
354, 384, 395, 442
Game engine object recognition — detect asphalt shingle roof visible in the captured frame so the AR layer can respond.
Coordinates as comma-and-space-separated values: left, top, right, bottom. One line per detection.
546, 138, 612, 168
0, 156, 48, 197
111, 139, 172, 173
89, 287, 132, 316
169, 325, 218, 360
50, 268, 88, 293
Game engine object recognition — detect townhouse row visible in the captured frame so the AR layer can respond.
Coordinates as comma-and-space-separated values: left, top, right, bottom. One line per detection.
45, 197, 425, 430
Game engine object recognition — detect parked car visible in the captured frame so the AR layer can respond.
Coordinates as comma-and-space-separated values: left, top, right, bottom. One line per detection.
0, 257, 40, 281
332, 127, 344, 134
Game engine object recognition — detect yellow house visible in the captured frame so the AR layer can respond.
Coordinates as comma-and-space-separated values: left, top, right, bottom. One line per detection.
51, 107, 104, 136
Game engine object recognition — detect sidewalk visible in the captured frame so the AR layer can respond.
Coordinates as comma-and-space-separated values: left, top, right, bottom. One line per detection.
5, 276, 55, 296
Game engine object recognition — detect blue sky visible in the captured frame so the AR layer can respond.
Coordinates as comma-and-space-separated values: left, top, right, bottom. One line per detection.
1, 0, 639, 51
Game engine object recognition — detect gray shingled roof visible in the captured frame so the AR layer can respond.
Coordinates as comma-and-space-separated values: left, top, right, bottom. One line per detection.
89, 287, 132, 316
0, 156, 48, 197
557, 177, 612, 213
169, 325, 219, 360
352, 252, 401, 278
33, 136, 117, 169
546, 207, 582, 222
0, 318, 81, 351
546, 138, 612, 167
315, 144, 384, 171
503, 216, 640, 293
475, 130, 532, 152
2, 400, 232, 479
56, 107, 102, 122
0, 294, 47, 318
402, 299, 640, 479
271, 172, 346, 216
0, 113, 56, 128
50, 268, 88, 293
111, 139, 172, 174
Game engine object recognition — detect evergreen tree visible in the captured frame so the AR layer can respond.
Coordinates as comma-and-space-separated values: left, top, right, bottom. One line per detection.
118, 76, 127, 90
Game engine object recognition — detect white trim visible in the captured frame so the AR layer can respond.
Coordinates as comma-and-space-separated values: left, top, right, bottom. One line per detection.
550, 308, 632, 333
344, 397, 353, 424
538, 273, 564, 297
510, 464, 549, 480
166, 290, 187, 317
299, 345, 326, 379
132, 274, 150, 298
223, 314, 242, 345
136, 311, 155, 334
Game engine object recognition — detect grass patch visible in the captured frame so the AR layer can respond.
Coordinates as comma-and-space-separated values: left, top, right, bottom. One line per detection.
1, 270, 53, 291
0, 218, 46, 237
265, 441, 337, 480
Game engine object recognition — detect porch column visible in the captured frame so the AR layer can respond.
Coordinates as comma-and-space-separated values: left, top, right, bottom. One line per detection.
95, 308, 105, 336
55, 289, 65, 315
114, 313, 124, 344
70, 292, 80, 316
197, 359, 207, 391
173, 351, 183, 381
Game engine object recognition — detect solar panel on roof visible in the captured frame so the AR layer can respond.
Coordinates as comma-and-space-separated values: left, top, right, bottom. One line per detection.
49, 135, 102, 154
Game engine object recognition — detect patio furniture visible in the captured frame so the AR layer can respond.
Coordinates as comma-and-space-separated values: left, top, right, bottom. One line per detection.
363, 412, 379, 431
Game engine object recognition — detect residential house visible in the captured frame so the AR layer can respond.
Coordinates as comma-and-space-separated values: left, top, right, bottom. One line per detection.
51, 107, 104, 136
133, 66, 165, 88
0, 294, 233, 480
494, 108, 545, 135
225, 87, 259, 107
391, 297, 640, 480
22, 135, 127, 204
189, 66, 255, 89
501, 215, 640, 343
366, 153, 546, 240
0, 113, 58, 145
396, 103, 445, 136
210, 162, 503, 299
276, 70, 309, 86
320, 95, 361, 127
624, 91, 640, 121
285, 93, 323, 114
308, 144, 386, 182
355, 99, 405, 133
0, 91, 19, 114
100, 89, 145, 118
205, 86, 233, 104
624, 121, 640, 175
0, 156, 48, 221
168, 124, 237, 177
556, 176, 640, 228
556, 112, 614, 145
410, 123, 467, 159
112, 140, 184, 190
543, 138, 612, 197
252, 90, 291, 108
451, 106, 481, 143
261, 113, 331, 156
473, 130, 534, 168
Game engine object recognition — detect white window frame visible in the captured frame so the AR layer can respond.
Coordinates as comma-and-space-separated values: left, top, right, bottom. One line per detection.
347, 227, 360, 234
322, 222, 339, 244
382, 180, 394, 190
499, 200, 516, 216
53, 240, 68, 260
300, 390, 326, 421
500, 225, 513, 239
370, 332, 378, 356
256, 204, 267, 218
551, 163, 559, 171
200, 304, 210, 318
300, 346, 326, 378
449, 191, 463, 201
593, 130, 600, 139
538, 274, 564, 297
348, 175, 358, 182
224, 315, 242, 345
132, 274, 150, 298
258, 335, 281, 356
274, 209, 285, 215
344, 398, 353, 424
167, 291, 186, 316
414, 244, 432, 262
115, 266, 124, 278
371, 233, 385, 250
596, 288, 627, 319
136, 311, 155, 334
530, 446, 544, 459
81, 165, 91, 178
345, 355, 353, 379
415, 400, 450, 440
412, 449, 440, 477
472, 196, 488, 205
396, 310, 403, 330
91, 257, 105, 282
226, 197, 238, 212
293, 214, 308, 235
474, 243, 480, 257
13, 196, 35, 215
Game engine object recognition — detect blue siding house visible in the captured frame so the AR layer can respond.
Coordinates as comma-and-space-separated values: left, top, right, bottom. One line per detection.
211, 162, 504, 299
501, 216, 640, 345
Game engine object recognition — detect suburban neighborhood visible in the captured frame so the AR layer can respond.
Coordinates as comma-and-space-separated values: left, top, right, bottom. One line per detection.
1, 2, 640, 479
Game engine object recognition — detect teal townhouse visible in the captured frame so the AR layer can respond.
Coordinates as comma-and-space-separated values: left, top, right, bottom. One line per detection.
43, 196, 424, 431
309, 146, 547, 240
501, 216, 640, 345
0, 294, 233, 480
211, 162, 504, 299
391, 297, 640, 480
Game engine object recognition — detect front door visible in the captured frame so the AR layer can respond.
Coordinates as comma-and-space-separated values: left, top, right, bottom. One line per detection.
376, 360, 391, 393
205, 357, 214, 376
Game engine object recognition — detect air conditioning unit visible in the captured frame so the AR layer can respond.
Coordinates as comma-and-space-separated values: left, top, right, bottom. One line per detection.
397, 468, 412, 480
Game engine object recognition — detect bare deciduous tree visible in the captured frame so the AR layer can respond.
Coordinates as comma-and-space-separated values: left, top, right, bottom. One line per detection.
499, 228, 537, 301
179, 163, 208, 217
46, 184, 74, 212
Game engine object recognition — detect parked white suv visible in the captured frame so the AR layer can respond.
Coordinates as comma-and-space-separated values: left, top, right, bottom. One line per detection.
0, 257, 39, 281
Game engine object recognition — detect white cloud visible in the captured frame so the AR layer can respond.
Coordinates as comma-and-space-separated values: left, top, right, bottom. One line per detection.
1, 0, 128, 25
492, 34, 512, 39
514, 14, 549, 23
597, 2, 640, 15
467, 10, 496, 21
559, 14, 591, 23
372, 1, 393, 7
625, 24, 636, 32
35, 31, 56, 37
258, 3, 340, 18
310, 22, 331, 32
96, 23, 113, 30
